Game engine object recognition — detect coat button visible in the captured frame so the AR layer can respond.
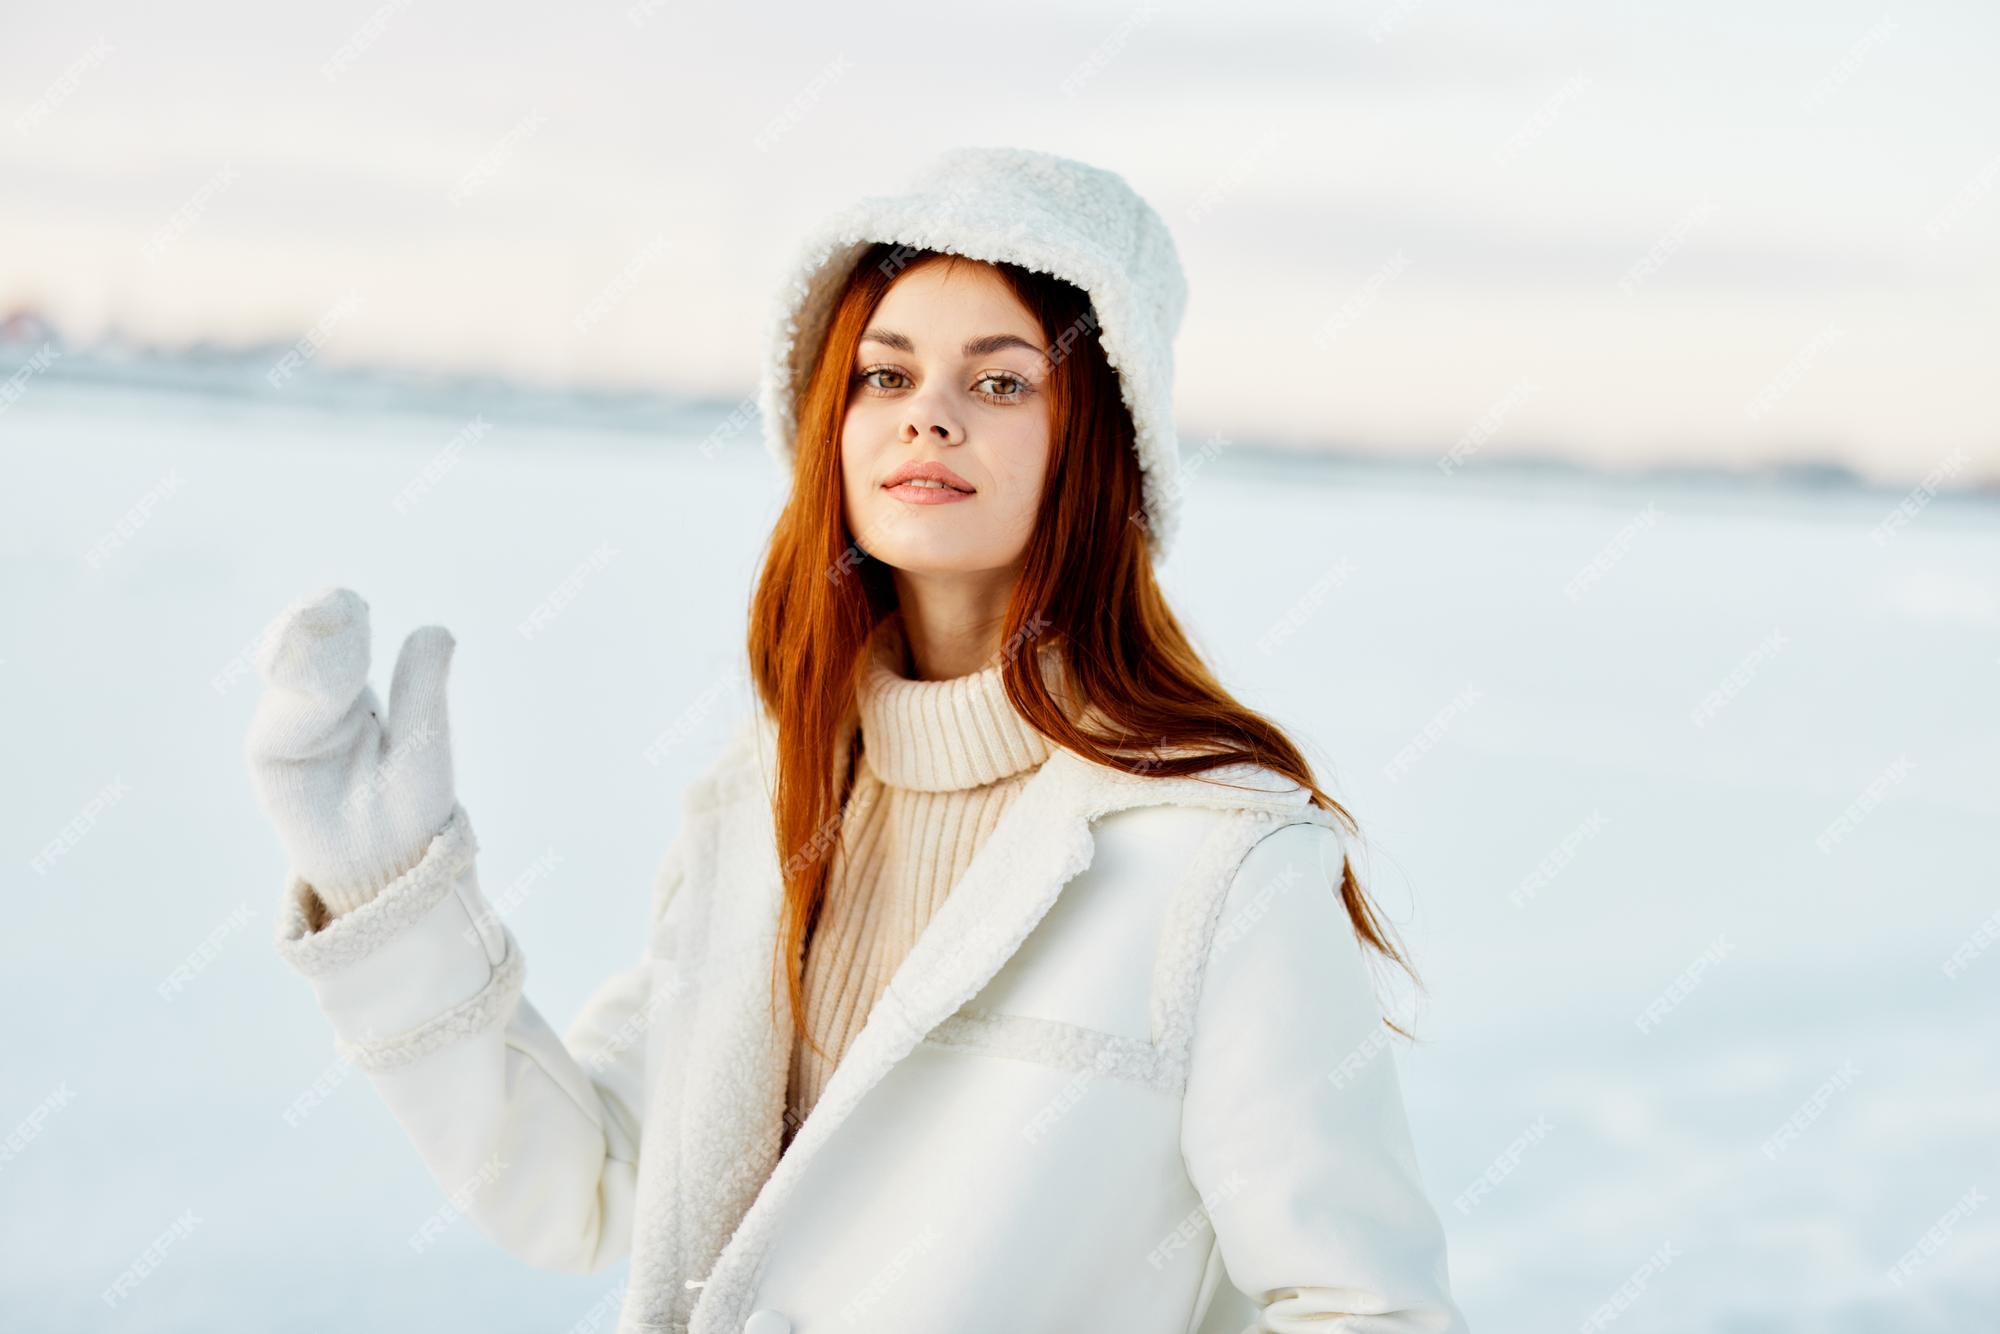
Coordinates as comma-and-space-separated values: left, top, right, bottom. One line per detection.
743, 1310, 791, 1334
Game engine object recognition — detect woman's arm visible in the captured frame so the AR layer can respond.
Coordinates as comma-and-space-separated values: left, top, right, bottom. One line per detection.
1180, 820, 1470, 1333
274, 800, 688, 1275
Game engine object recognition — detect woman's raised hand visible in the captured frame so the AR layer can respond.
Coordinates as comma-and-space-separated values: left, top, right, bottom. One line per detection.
243, 586, 460, 917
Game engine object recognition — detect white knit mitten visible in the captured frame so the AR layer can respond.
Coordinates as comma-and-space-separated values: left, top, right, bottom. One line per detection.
243, 585, 460, 917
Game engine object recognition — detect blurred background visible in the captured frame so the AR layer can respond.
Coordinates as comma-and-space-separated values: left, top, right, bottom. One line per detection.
3, 1, 1995, 1331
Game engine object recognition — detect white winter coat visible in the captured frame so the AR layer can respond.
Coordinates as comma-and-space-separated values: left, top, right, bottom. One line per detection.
274, 711, 1470, 1334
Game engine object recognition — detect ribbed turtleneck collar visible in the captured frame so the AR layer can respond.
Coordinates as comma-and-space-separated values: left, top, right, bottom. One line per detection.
856, 611, 1065, 792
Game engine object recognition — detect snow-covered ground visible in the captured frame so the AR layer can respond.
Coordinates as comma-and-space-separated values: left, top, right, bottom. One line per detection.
4, 365, 1995, 1332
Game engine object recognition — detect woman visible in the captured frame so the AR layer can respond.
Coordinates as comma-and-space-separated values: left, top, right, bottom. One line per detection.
245, 147, 1470, 1334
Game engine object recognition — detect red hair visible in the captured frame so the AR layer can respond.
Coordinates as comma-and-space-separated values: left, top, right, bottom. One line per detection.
747, 246, 1420, 1056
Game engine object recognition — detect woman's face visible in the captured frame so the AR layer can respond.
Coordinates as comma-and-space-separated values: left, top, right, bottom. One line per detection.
839, 258, 1053, 577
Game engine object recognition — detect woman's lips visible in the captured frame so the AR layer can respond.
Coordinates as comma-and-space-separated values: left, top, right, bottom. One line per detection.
884, 481, 976, 505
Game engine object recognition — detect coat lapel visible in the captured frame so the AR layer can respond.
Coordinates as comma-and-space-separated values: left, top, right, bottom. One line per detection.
682, 727, 1326, 1332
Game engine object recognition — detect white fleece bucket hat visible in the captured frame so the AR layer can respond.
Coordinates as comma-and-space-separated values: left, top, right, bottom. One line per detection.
757, 145, 1191, 561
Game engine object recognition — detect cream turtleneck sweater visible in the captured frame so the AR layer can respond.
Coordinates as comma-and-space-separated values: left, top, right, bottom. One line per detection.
782, 612, 1068, 1150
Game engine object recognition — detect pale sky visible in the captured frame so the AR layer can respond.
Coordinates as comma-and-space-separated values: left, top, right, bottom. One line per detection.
4, 0, 1995, 485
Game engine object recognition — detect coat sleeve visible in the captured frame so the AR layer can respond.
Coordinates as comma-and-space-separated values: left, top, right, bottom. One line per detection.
1179, 819, 1470, 1334
272, 799, 690, 1275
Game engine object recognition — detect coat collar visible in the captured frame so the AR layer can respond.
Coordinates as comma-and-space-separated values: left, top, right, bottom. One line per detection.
673, 710, 1329, 1332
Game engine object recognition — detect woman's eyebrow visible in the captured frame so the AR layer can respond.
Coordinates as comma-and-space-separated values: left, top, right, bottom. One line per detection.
860, 328, 1043, 358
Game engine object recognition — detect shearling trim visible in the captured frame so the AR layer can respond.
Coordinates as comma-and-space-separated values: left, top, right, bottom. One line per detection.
272, 802, 478, 977
1149, 811, 1295, 1088
923, 1007, 1174, 1093
637, 776, 793, 1334
333, 937, 527, 1072
1151, 809, 1345, 1096
614, 1318, 686, 1334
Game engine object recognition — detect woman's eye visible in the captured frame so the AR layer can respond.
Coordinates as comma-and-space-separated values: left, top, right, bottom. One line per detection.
976, 373, 1028, 401
858, 367, 909, 393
